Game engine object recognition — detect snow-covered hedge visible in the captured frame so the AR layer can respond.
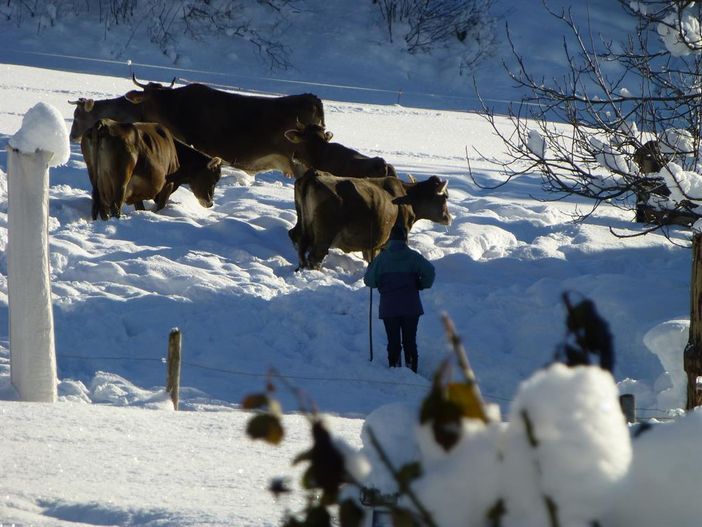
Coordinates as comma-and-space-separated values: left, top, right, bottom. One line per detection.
357, 364, 702, 527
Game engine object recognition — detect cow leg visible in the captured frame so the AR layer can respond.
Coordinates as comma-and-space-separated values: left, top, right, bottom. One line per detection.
154, 181, 174, 212
90, 183, 101, 221
288, 223, 301, 249
307, 244, 329, 270
296, 235, 310, 271
113, 158, 137, 218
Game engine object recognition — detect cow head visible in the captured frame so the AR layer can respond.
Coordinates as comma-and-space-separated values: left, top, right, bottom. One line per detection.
131, 74, 176, 91
125, 74, 177, 104
185, 156, 222, 208
394, 175, 451, 225
284, 124, 333, 168
68, 98, 96, 142
284, 124, 333, 144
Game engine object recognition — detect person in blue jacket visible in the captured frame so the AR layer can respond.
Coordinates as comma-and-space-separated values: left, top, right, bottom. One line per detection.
364, 223, 435, 372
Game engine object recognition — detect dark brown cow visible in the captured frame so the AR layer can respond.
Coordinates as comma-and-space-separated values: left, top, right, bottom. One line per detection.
69, 96, 144, 142
80, 119, 220, 220
284, 124, 397, 178
291, 169, 450, 270
108, 76, 325, 177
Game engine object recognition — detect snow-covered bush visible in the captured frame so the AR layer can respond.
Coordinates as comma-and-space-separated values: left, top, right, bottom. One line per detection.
1, 0, 295, 69
479, 1, 702, 229
657, 5, 702, 57
243, 299, 702, 527
373, 0, 497, 70
245, 356, 702, 526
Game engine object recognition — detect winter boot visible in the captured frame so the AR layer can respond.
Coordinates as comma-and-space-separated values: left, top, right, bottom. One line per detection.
406, 352, 418, 373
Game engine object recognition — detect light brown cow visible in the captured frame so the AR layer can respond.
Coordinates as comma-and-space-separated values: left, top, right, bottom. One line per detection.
80, 119, 221, 220
291, 169, 450, 270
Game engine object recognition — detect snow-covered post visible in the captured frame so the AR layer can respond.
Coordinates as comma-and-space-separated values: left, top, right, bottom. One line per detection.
7, 102, 69, 402
684, 232, 702, 410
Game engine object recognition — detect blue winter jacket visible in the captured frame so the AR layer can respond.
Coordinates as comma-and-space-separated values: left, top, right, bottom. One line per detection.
363, 240, 435, 318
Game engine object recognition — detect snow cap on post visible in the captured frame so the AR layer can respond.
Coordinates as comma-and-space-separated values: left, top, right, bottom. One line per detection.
9, 102, 70, 167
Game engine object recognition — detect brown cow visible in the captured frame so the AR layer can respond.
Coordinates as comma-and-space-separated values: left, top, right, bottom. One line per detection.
284, 124, 397, 178
99, 76, 324, 178
80, 119, 220, 220
291, 169, 450, 270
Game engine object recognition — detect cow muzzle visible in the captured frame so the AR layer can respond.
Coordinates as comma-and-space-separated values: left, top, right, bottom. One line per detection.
198, 197, 214, 208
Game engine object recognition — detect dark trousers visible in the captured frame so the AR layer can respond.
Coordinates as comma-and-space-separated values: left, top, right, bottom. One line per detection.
382, 315, 420, 372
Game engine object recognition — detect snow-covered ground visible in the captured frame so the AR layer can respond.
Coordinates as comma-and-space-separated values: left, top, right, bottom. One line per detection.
1, 1, 700, 525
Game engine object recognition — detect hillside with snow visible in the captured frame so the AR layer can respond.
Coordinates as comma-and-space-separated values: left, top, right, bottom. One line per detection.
1, 1, 701, 526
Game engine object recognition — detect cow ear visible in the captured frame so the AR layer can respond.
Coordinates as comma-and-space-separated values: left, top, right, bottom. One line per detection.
324, 131, 333, 141
284, 130, 302, 143
125, 90, 145, 104
84, 99, 95, 112
208, 157, 222, 170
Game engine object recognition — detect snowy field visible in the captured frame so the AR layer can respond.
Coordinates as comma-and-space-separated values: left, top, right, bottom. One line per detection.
0, 59, 695, 527
1, 1, 701, 525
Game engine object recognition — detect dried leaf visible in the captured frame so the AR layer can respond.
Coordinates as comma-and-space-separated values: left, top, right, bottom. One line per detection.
305, 505, 332, 527
246, 413, 284, 444
396, 462, 422, 490
339, 499, 364, 527
391, 507, 416, 527
447, 382, 486, 420
241, 393, 270, 410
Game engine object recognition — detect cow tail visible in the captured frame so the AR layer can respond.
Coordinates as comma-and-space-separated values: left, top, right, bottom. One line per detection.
294, 175, 309, 269
368, 212, 375, 362
91, 123, 103, 220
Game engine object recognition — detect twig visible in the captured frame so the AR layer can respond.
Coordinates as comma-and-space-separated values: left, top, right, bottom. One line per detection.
441, 312, 490, 423
366, 427, 439, 527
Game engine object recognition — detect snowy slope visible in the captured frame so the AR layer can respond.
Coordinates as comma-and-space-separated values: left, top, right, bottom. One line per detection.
0, 1, 698, 525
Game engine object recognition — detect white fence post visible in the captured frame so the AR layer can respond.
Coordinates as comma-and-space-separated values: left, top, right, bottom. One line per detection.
7, 146, 58, 402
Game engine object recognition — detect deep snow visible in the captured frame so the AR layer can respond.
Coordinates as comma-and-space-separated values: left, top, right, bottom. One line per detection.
1, 1, 700, 525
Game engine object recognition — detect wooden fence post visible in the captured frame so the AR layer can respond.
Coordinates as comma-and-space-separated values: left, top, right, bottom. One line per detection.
166, 328, 182, 410
619, 394, 636, 424
684, 232, 702, 410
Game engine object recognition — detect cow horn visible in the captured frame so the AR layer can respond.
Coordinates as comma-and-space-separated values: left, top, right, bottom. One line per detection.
132, 73, 149, 89
438, 180, 448, 195
406, 174, 416, 183
169, 77, 177, 88
208, 157, 222, 170
296, 117, 305, 130
67, 99, 81, 105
